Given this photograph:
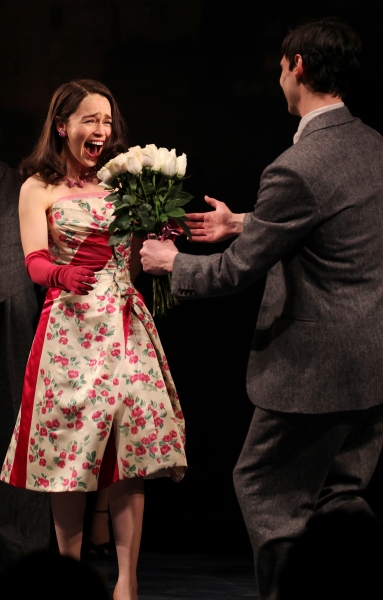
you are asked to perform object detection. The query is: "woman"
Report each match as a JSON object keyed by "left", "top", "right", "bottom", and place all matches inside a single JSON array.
[{"left": 1, "top": 79, "right": 187, "bottom": 600}]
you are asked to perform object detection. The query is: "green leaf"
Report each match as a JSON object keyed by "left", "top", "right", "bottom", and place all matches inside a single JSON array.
[
  {"left": 156, "top": 176, "right": 167, "bottom": 190},
  {"left": 141, "top": 203, "right": 153, "bottom": 214},
  {"left": 167, "top": 207, "right": 186, "bottom": 218},
  {"left": 112, "top": 199, "right": 125, "bottom": 209},
  {"left": 173, "top": 217, "right": 192, "bottom": 240},
  {"left": 164, "top": 199, "right": 176, "bottom": 213},
  {"left": 108, "top": 221, "right": 118, "bottom": 234},
  {"left": 139, "top": 214, "right": 156, "bottom": 231},
  {"left": 166, "top": 184, "right": 182, "bottom": 199},
  {"left": 108, "top": 233, "right": 130, "bottom": 246},
  {"left": 174, "top": 192, "right": 194, "bottom": 206},
  {"left": 114, "top": 214, "right": 133, "bottom": 229},
  {"left": 143, "top": 183, "right": 155, "bottom": 194},
  {"left": 105, "top": 192, "right": 120, "bottom": 203},
  {"left": 129, "top": 177, "right": 137, "bottom": 192},
  {"left": 112, "top": 206, "right": 131, "bottom": 217}
]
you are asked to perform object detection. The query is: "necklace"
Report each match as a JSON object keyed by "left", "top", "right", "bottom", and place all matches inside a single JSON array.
[{"left": 63, "top": 169, "right": 98, "bottom": 188}]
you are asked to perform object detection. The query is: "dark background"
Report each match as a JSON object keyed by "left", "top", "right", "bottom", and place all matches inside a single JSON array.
[{"left": 1, "top": 0, "right": 383, "bottom": 557}]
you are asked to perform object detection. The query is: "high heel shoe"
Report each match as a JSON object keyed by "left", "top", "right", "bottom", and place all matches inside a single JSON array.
[
  {"left": 88, "top": 540, "right": 111, "bottom": 557},
  {"left": 86, "top": 508, "right": 112, "bottom": 558}
]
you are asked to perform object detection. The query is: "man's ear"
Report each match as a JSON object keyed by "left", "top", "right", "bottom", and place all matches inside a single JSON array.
[{"left": 293, "top": 54, "right": 304, "bottom": 79}]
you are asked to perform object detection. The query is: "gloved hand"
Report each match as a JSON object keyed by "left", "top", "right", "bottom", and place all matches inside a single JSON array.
[{"left": 25, "top": 249, "right": 98, "bottom": 295}]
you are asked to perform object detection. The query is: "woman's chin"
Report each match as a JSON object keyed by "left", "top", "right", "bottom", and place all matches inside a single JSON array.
[{"left": 81, "top": 153, "right": 99, "bottom": 167}]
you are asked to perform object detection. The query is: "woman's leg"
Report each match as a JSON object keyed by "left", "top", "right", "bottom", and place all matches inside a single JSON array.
[
  {"left": 89, "top": 487, "right": 110, "bottom": 549},
  {"left": 50, "top": 491, "right": 87, "bottom": 560},
  {"left": 109, "top": 479, "right": 144, "bottom": 600}
]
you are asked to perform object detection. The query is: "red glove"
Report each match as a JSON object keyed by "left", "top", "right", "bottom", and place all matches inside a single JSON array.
[{"left": 25, "top": 249, "right": 97, "bottom": 295}]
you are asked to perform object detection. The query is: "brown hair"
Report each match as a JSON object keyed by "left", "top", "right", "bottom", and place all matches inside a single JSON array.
[
  {"left": 281, "top": 18, "right": 361, "bottom": 99},
  {"left": 20, "top": 79, "right": 128, "bottom": 184}
]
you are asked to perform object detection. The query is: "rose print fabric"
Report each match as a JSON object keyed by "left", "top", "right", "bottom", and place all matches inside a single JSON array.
[{"left": 1, "top": 192, "right": 187, "bottom": 492}]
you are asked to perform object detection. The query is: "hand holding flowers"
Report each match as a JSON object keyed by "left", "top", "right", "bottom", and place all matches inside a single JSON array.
[
  {"left": 98, "top": 144, "right": 193, "bottom": 317},
  {"left": 140, "top": 239, "right": 179, "bottom": 276}
]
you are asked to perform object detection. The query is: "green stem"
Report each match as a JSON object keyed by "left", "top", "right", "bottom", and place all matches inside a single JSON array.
[
  {"left": 152, "top": 274, "right": 178, "bottom": 318},
  {"left": 139, "top": 173, "right": 147, "bottom": 202}
]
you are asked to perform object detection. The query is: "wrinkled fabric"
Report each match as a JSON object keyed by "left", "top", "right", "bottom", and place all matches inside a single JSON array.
[{"left": 2, "top": 192, "right": 187, "bottom": 491}]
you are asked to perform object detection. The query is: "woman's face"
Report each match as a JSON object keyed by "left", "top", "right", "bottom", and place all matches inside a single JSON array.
[{"left": 59, "top": 93, "right": 112, "bottom": 170}]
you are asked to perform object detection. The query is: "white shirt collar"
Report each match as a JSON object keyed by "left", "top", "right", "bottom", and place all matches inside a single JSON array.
[{"left": 293, "top": 102, "right": 345, "bottom": 144}]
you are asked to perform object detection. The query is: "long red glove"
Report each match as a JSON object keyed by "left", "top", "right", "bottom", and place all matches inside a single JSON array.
[{"left": 25, "top": 249, "right": 97, "bottom": 295}]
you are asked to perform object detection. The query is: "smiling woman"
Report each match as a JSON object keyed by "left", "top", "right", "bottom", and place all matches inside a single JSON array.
[
  {"left": 20, "top": 80, "right": 127, "bottom": 187},
  {"left": 1, "top": 79, "right": 187, "bottom": 600},
  {"left": 58, "top": 94, "right": 113, "bottom": 171}
]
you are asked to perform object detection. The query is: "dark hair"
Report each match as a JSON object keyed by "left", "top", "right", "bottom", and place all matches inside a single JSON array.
[
  {"left": 20, "top": 79, "right": 128, "bottom": 184},
  {"left": 281, "top": 18, "right": 361, "bottom": 99}
]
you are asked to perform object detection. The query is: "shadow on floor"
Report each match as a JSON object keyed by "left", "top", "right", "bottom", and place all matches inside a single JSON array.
[{"left": 88, "top": 552, "right": 259, "bottom": 600}]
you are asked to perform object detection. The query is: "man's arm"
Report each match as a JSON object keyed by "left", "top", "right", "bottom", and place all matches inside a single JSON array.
[
  {"left": 141, "top": 163, "right": 321, "bottom": 298},
  {"left": 140, "top": 194, "right": 247, "bottom": 273},
  {"left": 185, "top": 196, "right": 246, "bottom": 242}
]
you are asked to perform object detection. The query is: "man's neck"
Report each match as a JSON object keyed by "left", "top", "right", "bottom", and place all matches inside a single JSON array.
[{"left": 297, "top": 93, "right": 343, "bottom": 118}]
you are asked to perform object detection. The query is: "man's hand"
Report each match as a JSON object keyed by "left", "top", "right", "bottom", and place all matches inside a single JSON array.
[
  {"left": 185, "top": 195, "right": 245, "bottom": 242},
  {"left": 140, "top": 239, "right": 178, "bottom": 275}
]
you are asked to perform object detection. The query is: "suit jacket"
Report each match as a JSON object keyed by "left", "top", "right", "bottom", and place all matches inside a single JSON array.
[
  {"left": 172, "top": 107, "right": 383, "bottom": 413},
  {"left": 0, "top": 161, "right": 31, "bottom": 303}
]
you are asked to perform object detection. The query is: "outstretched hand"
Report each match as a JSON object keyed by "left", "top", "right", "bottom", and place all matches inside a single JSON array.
[{"left": 185, "top": 196, "right": 245, "bottom": 243}]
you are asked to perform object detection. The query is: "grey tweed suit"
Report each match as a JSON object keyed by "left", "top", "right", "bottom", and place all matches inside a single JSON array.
[
  {"left": 171, "top": 108, "right": 383, "bottom": 598},
  {"left": 0, "top": 161, "right": 50, "bottom": 569}
]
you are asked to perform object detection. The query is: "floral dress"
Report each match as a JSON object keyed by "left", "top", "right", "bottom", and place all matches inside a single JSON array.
[{"left": 1, "top": 192, "right": 187, "bottom": 492}]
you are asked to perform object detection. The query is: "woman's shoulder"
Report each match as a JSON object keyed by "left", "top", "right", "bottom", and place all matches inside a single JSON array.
[
  {"left": 21, "top": 174, "right": 47, "bottom": 195},
  {"left": 20, "top": 175, "right": 56, "bottom": 211}
]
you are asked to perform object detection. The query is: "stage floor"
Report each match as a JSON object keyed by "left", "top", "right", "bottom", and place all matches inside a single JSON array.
[{"left": 89, "top": 552, "right": 259, "bottom": 599}]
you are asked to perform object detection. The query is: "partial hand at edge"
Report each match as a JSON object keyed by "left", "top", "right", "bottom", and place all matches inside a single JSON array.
[
  {"left": 140, "top": 239, "right": 178, "bottom": 275},
  {"left": 184, "top": 195, "right": 245, "bottom": 243}
]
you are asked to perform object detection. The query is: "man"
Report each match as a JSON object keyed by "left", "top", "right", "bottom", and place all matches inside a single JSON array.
[
  {"left": 0, "top": 160, "right": 50, "bottom": 569},
  {"left": 140, "top": 19, "right": 383, "bottom": 600}
]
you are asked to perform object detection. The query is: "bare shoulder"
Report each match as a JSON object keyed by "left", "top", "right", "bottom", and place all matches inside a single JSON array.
[
  {"left": 19, "top": 175, "right": 56, "bottom": 212},
  {"left": 20, "top": 175, "right": 46, "bottom": 194}
]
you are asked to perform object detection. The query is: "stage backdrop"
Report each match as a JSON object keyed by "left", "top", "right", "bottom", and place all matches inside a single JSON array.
[{"left": 1, "top": 0, "right": 382, "bottom": 556}]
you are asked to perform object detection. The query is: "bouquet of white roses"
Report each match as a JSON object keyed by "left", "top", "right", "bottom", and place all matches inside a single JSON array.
[{"left": 97, "top": 144, "right": 193, "bottom": 317}]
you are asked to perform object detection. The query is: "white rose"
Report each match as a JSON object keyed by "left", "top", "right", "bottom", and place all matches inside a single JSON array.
[
  {"left": 128, "top": 145, "right": 143, "bottom": 163},
  {"left": 160, "top": 148, "right": 177, "bottom": 178},
  {"left": 97, "top": 165, "right": 114, "bottom": 185},
  {"left": 176, "top": 153, "right": 187, "bottom": 177},
  {"left": 158, "top": 147, "right": 170, "bottom": 165},
  {"left": 144, "top": 144, "right": 161, "bottom": 171},
  {"left": 125, "top": 151, "right": 143, "bottom": 175},
  {"left": 140, "top": 145, "right": 156, "bottom": 168},
  {"left": 129, "top": 145, "right": 142, "bottom": 154},
  {"left": 108, "top": 153, "right": 129, "bottom": 174}
]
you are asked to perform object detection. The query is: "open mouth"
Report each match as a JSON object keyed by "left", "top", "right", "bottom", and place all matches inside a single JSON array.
[{"left": 85, "top": 141, "right": 104, "bottom": 158}]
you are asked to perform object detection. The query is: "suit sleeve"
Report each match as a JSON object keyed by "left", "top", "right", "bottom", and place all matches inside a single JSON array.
[{"left": 171, "top": 163, "right": 321, "bottom": 299}]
